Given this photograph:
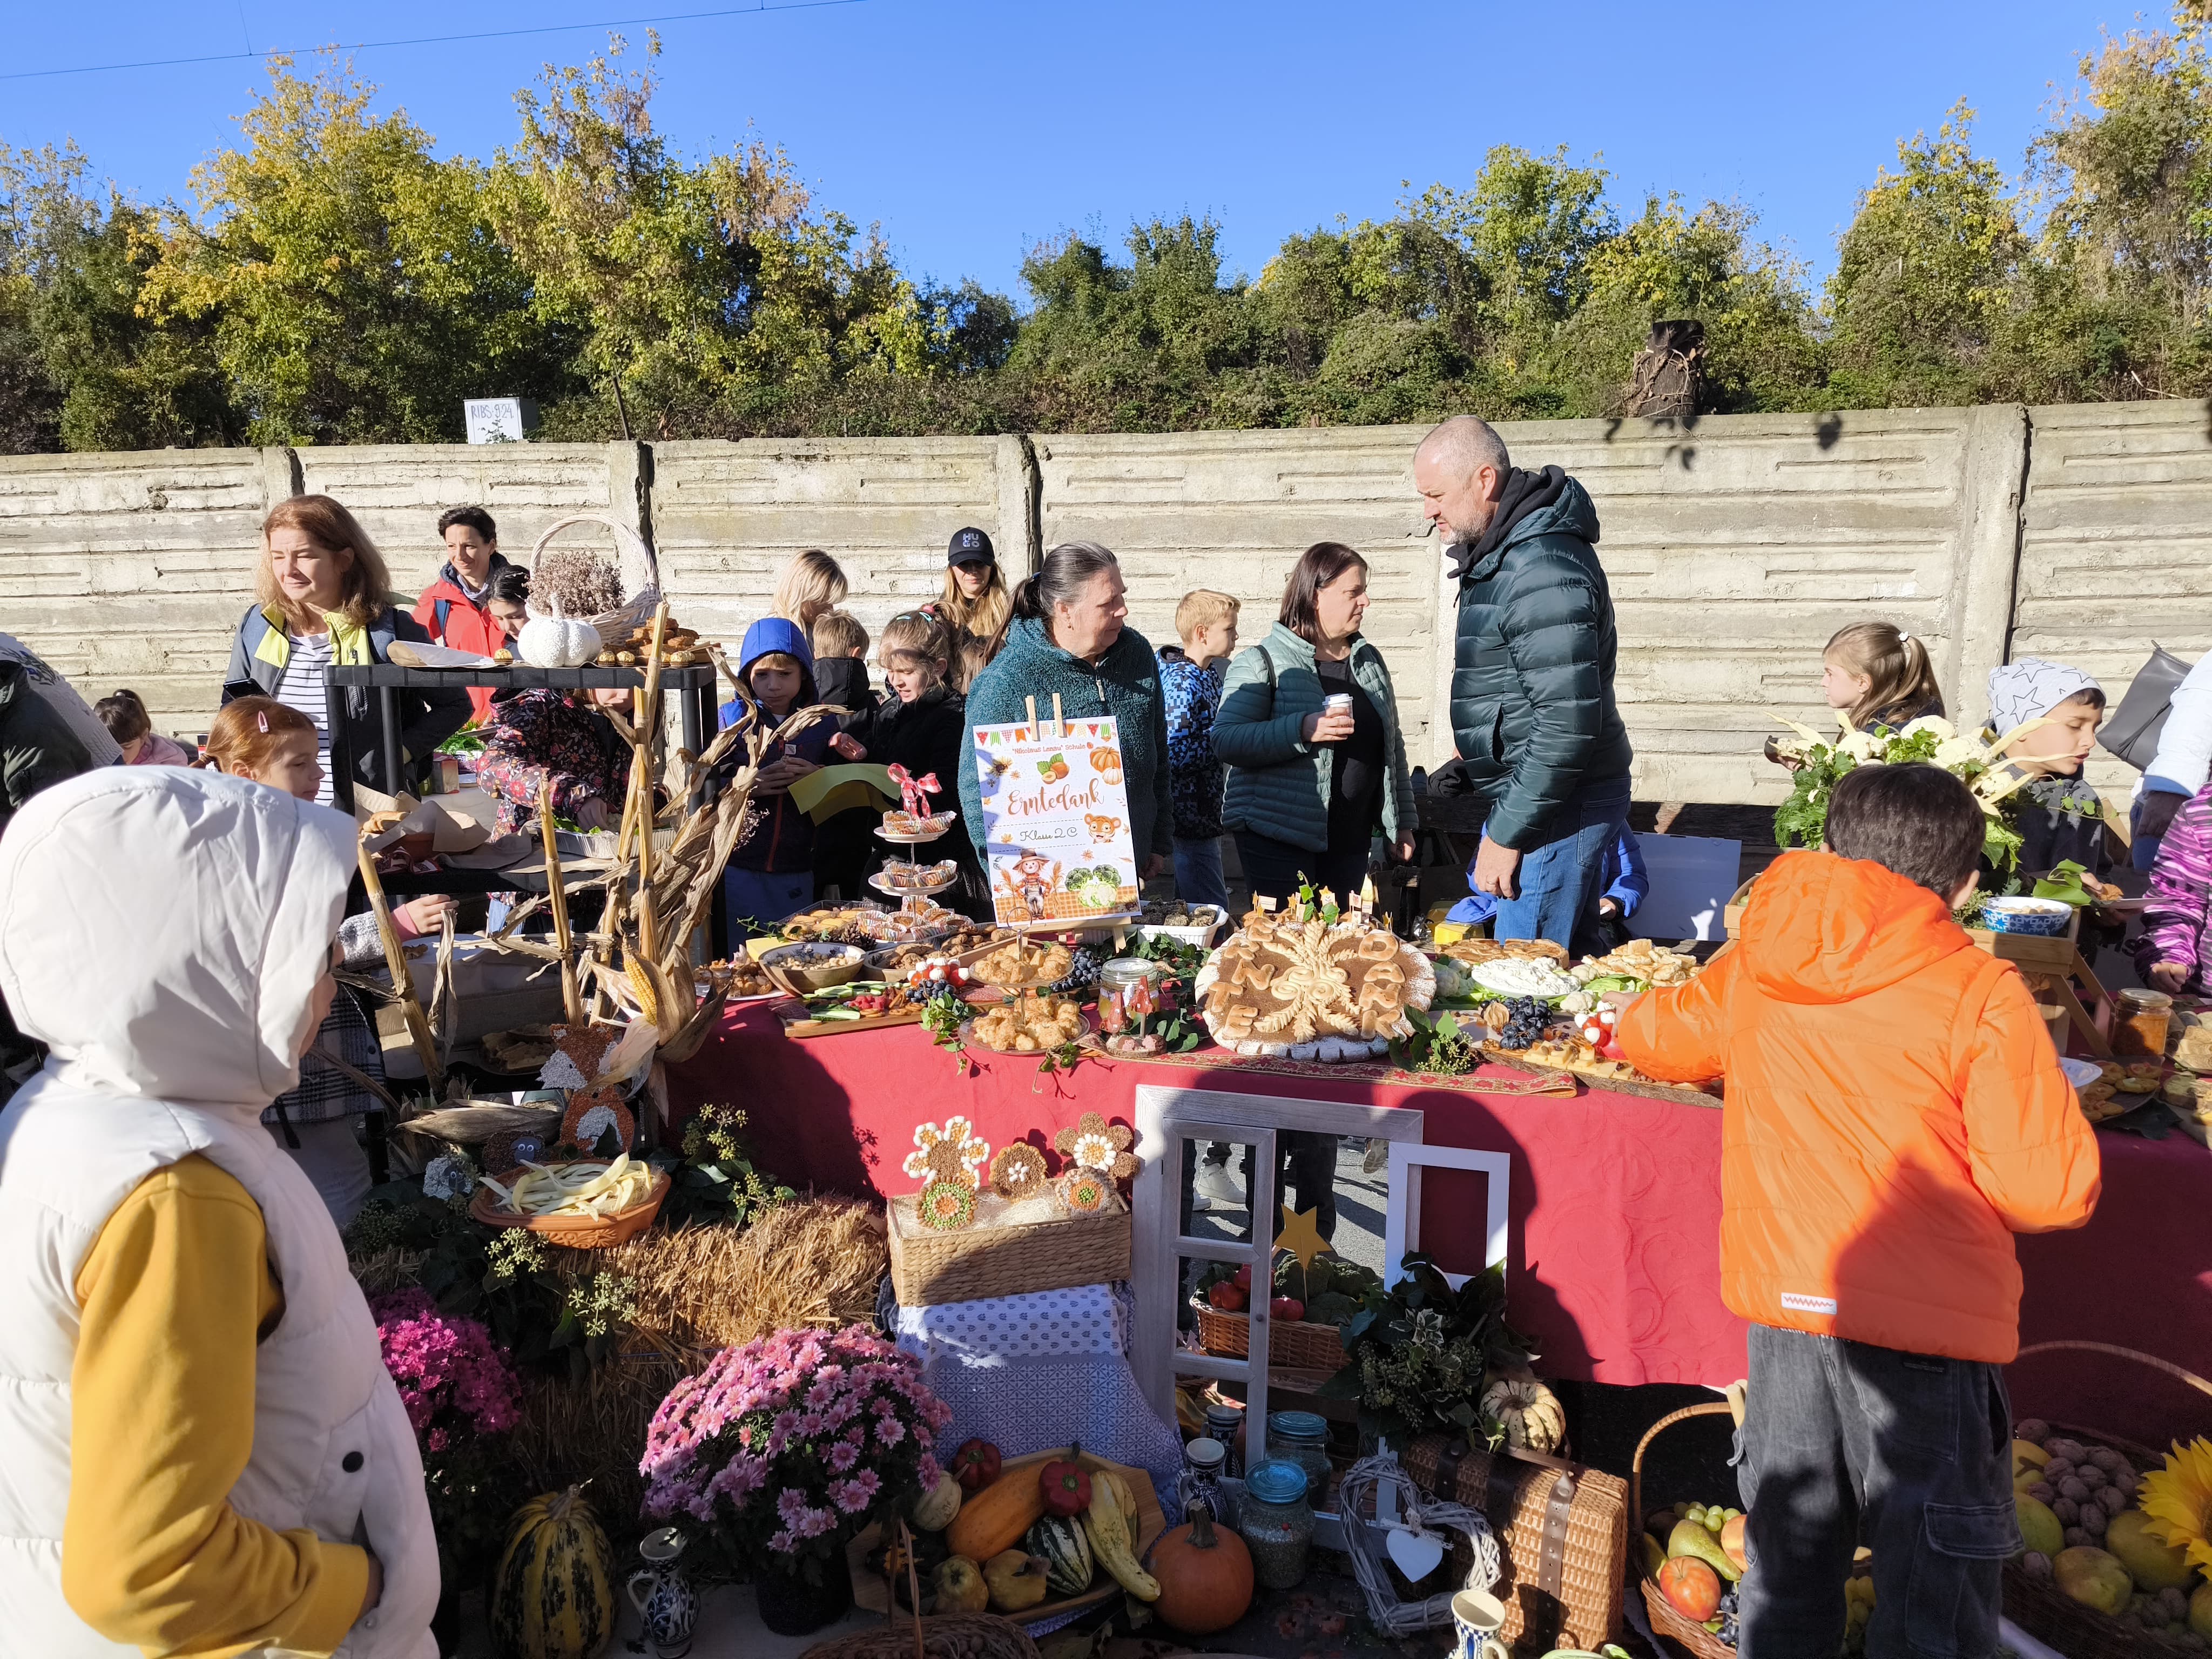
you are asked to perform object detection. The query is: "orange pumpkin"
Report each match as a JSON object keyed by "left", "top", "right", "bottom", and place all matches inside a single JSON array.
[
  {"left": 1147, "top": 1508, "right": 1252, "bottom": 1635},
  {"left": 1090, "top": 747, "right": 1122, "bottom": 781}
]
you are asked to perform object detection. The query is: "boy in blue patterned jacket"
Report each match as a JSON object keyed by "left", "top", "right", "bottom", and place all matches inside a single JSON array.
[{"left": 1156, "top": 590, "right": 1240, "bottom": 909}]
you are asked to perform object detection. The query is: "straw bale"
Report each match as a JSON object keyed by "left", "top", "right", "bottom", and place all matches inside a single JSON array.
[{"left": 504, "top": 1197, "right": 888, "bottom": 1528}]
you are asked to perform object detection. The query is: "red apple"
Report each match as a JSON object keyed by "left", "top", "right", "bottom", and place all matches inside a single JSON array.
[
  {"left": 1233, "top": 1263, "right": 1253, "bottom": 1291},
  {"left": 1207, "top": 1280, "right": 1249, "bottom": 1312},
  {"left": 1270, "top": 1296, "right": 1306, "bottom": 1323},
  {"left": 1658, "top": 1556, "right": 1721, "bottom": 1623}
]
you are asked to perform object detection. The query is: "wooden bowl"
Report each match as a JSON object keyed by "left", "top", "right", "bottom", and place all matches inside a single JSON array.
[
  {"left": 468, "top": 1162, "right": 671, "bottom": 1249},
  {"left": 759, "top": 940, "right": 867, "bottom": 995}
]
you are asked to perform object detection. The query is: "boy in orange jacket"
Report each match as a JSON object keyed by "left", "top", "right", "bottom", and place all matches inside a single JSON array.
[{"left": 1613, "top": 763, "right": 2100, "bottom": 1659}]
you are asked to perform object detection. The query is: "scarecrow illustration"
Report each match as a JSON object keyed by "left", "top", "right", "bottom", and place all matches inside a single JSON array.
[{"left": 996, "top": 845, "right": 1062, "bottom": 920}]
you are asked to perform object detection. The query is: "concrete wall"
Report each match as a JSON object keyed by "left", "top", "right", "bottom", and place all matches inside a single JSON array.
[
  {"left": 2012, "top": 402, "right": 2212, "bottom": 799},
  {"left": 2, "top": 403, "right": 2200, "bottom": 804}
]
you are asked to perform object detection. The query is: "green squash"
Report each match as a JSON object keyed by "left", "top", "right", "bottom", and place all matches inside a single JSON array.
[
  {"left": 490, "top": 1486, "right": 617, "bottom": 1659},
  {"left": 1026, "top": 1514, "right": 1094, "bottom": 1596}
]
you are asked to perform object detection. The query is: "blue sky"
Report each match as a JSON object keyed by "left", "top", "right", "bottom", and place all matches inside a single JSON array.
[{"left": 2, "top": 1, "right": 2144, "bottom": 302}]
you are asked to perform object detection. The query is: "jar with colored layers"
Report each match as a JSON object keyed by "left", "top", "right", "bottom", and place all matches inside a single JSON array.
[{"left": 1096, "top": 957, "right": 1162, "bottom": 1034}]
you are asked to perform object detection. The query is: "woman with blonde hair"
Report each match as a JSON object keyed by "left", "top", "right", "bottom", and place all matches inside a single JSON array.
[
  {"left": 772, "top": 549, "right": 850, "bottom": 632},
  {"left": 221, "top": 495, "right": 469, "bottom": 802},
  {"left": 928, "top": 525, "right": 1012, "bottom": 659}
]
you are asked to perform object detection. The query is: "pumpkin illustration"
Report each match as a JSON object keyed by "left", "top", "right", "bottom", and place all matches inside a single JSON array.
[{"left": 1090, "top": 747, "right": 1122, "bottom": 782}]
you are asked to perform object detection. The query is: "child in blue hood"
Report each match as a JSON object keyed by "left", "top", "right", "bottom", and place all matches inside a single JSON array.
[{"left": 720, "top": 617, "right": 837, "bottom": 931}]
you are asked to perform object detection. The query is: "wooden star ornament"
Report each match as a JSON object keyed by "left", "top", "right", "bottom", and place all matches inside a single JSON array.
[{"left": 1273, "top": 1204, "right": 1328, "bottom": 1274}]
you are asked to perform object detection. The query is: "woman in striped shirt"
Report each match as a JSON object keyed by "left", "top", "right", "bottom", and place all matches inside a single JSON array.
[{"left": 221, "top": 495, "right": 468, "bottom": 803}]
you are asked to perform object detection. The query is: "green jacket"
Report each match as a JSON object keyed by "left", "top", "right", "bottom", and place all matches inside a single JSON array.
[
  {"left": 0, "top": 661, "right": 93, "bottom": 834},
  {"left": 1214, "top": 622, "right": 1413, "bottom": 854},
  {"left": 1448, "top": 474, "right": 1633, "bottom": 850},
  {"left": 959, "top": 615, "right": 1175, "bottom": 862}
]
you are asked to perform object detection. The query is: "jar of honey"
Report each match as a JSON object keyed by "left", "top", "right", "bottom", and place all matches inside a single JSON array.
[{"left": 2114, "top": 988, "right": 2174, "bottom": 1060}]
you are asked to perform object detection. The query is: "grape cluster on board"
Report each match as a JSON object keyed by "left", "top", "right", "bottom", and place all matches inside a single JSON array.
[{"left": 1496, "top": 996, "right": 1549, "bottom": 1049}]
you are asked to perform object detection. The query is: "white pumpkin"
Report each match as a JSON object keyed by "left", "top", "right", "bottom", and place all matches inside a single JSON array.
[
  {"left": 516, "top": 600, "right": 602, "bottom": 668},
  {"left": 1482, "top": 1374, "right": 1567, "bottom": 1454}
]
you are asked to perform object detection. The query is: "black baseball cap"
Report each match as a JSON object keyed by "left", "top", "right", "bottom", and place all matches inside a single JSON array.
[{"left": 947, "top": 527, "right": 996, "bottom": 567}]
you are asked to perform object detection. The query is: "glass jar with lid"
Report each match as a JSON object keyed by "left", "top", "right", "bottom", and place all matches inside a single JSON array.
[
  {"left": 1096, "top": 957, "right": 1163, "bottom": 1034},
  {"left": 1266, "top": 1409, "right": 1332, "bottom": 1507},
  {"left": 2114, "top": 988, "right": 2174, "bottom": 1060},
  {"left": 1238, "top": 1459, "right": 1313, "bottom": 1589}
]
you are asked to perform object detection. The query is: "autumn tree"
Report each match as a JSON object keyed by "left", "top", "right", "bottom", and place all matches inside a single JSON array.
[{"left": 141, "top": 54, "right": 571, "bottom": 444}]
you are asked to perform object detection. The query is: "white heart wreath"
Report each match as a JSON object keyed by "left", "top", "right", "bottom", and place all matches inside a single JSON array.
[{"left": 1336, "top": 1454, "right": 1502, "bottom": 1635}]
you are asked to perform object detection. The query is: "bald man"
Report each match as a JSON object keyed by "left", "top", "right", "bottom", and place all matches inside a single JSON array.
[{"left": 1415, "top": 416, "right": 1634, "bottom": 951}]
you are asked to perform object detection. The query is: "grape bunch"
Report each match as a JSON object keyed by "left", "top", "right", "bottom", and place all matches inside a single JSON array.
[
  {"left": 1047, "top": 946, "right": 1102, "bottom": 995},
  {"left": 1494, "top": 997, "right": 1550, "bottom": 1050},
  {"left": 1713, "top": 1584, "right": 1740, "bottom": 1647}
]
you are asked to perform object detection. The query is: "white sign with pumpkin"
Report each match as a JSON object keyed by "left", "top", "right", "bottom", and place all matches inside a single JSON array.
[{"left": 972, "top": 712, "right": 1139, "bottom": 925}]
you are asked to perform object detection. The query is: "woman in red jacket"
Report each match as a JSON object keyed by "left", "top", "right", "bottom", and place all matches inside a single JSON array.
[{"left": 410, "top": 505, "right": 514, "bottom": 721}]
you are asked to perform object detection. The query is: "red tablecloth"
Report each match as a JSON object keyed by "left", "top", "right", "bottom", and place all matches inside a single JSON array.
[{"left": 665, "top": 1006, "right": 2212, "bottom": 1442}]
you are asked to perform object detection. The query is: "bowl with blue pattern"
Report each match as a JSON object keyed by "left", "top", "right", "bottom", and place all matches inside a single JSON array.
[{"left": 1980, "top": 896, "right": 2074, "bottom": 936}]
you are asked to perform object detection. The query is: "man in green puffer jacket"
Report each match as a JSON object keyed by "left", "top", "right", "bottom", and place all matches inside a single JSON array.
[{"left": 1417, "top": 415, "right": 1634, "bottom": 950}]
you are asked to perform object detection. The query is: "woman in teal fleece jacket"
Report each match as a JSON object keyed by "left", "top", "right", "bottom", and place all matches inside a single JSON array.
[
  {"left": 958, "top": 543, "right": 1174, "bottom": 887},
  {"left": 1214, "top": 542, "right": 1413, "bottom": 903}
]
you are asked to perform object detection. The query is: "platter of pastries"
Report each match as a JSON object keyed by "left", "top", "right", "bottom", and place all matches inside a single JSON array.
[
  {"left": 1193, "top": 899, "right": 1435, "bottom": 1061},
  {"left": 965, "top": 991, "right": 1088, "bottom": 1053},
  {"left": 1440, "top": 936, "right": 1569, "bottom": 967},
  {"left": 971, "top": 938, "right": 1074, "bottom": 988}
]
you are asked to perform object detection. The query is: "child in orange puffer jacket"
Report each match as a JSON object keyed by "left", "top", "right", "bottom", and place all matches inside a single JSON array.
[{"left": 1613, "top": 762, "right": 2100, "bottom": 1659}]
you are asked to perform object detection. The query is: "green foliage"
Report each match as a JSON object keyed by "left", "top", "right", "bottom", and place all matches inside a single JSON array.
[
  {"left": 1318, "top": 1254, "right": 1535, "bottom": 1453},
  {"left": 664, "top": 1101, "right": 794, "bottom": 1228},
  {"left": 23, "top": 14, "right": 2212, "bottom": 447}
]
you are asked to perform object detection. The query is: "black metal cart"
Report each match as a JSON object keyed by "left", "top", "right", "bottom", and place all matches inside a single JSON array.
[{"left": 323, "top": 662, "right": 723, "bottom": 813}]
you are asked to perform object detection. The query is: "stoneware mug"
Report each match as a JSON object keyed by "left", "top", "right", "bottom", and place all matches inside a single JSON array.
[
  {"left": 626, "top": 1527, "right": 697, "bottom": 1658},
  {"left": 1451, "top": 1587, "right": 1510, "bottom": 1659}
]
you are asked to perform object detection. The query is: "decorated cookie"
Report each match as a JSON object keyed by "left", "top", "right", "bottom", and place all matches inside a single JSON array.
[
  {"left": 1053, "top": 1110, "right": 1140, "bottom": 1182},
  {"left": 989, "top": 1143, "right": 1050, "bottom": 1200},
  {"left": 1056, "top": 1166, "right": 1112, "bottom": 1213},
  {"left": 902, "top": 1116, "right": 991, "bottom": 1189},
  {"left": 918, "top": 1178, "right": 977, "bottom": 1230}
]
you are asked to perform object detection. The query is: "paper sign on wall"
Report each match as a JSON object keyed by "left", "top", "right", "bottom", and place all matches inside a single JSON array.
[{"left": 973, "top": 717, "right": 1139, "bottom": 925}]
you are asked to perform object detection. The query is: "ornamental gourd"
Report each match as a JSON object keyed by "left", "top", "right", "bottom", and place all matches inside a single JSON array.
[
  {"left": 1146, "top": 1508, "right": 1253, "bottom": 1635},
  {"left": 910, "top": 1468, "right": 963, "bottom": 1533},
  {"left": 517, "top": 599, "right": 603, "bottom": 669},
  {"left": 1482, "top": 1375, "right": 1567, "bottom": 1454},
  {"left": 946, "top": 1460, "right": 1049, "bottom": 1563},
  {"left": 1025, "top": 1515, "right": 1095, "bottom": 1595},
  {"left": 490, "top": 1486, "right": 616, "bottom": 1659}
]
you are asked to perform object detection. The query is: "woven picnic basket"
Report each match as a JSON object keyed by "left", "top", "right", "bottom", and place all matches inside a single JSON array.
[
  {"left": 2000, "top": 1341, "right": 2212, "bottom": 1659},
  {"left": 467, "top": 1161, "right": 670, "bottom": 1249},
  {"left": 1193, "top": 1301, "right": 1348, "bottom": 1371},
  {"left": 1629, "top": 1401, "right": 1738, "bottom": 1659},
  {"left": 804, "top": 1521, "right": 1042, "bottom": 1659},
  {"left": 1406, "top": 1431, "right": 1627, "bottom": 1654},
  {"left": 527, "top": 513, "right": 662, "bottom": 640},
  {"left": 886, "top": 1197, "right": 1130, "bottom": 1306}
]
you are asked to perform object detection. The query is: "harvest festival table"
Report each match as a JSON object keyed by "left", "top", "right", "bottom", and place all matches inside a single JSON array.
[{"left": 664, "top": 1002, "right": 2212, "bottom": 1448}]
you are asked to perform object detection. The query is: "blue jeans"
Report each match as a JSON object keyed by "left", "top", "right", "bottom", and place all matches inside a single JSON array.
[
  {"left": 723, "top": 867, "right": 814, "bottom": 938},
  {"left": 1738, "top": 1325, "right": 2015, "bottom": 1659},
  {"left": 1489, "top": 777, "right": 1631, "bottom": 952},
  {"left": 1172, "top": 835, "right": 1231, "bottom": 910}
]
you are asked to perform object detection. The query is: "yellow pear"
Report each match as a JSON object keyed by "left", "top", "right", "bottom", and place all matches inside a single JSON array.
[
  {"left": 2052, "top": 1547, "right": 2132, "bottom": 1617},
  {"left": 2191, "top": 1581, "right": 2212, "bottom": 1642},
  {"left": 2015, "top": 1494, "right": 2063, "bottom": 1560},
  {"left": 1667, "top": 1518, "right": 1741, "bottom": 1583},
  {"left": 2105, "top": 1509, "right": 2195, "bottom": 1593}
]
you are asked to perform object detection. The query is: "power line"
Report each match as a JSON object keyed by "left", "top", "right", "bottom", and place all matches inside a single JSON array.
[{"left": 1, "top": 0, "right": 870, "bottom": 83}]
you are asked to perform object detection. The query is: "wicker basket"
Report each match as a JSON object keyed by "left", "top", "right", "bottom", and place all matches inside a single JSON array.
[
  {"left": 1192, "top": 1300, "right": 1348, "bottom": 1371},
  {"left": 527, "top": 513, "right": 662, "bottom": 640},
  {"left": 800, "top": 1612, "right": 1040, "bottom": 1659},
  {"left": 467, "top": 1163, "right": 670, "bottom": 1249},
  {"left": 1406, "top": 1432, "right": 1627, "bottom": 1655},
  {"left": 2001, "top": 1341, "right": 2212, "bottom": 1659},
  {"left": 1629, "top": 1401, "right": 1739, "bottom": 1659},
  {"left": 886, "top": 1197, "right": 1130, "bottom": 1306}
]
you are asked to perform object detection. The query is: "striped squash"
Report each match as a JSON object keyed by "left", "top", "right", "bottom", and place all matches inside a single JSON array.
[
  {"left": 1025, "top": 1515, "right": 1094, "bottom": 1595},
  {"left": 490, "top": 1486, "right": 617, "bottom": 1659}
]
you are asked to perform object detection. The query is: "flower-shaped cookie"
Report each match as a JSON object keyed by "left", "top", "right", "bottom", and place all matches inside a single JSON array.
[
  {"left": 918, "top": 1178, "right": 976, "bottom": 1230},
  {"left": 1057, "top": 1166, "right": 1111, "bottom": 1213},
  {"left": 902, "top": 1116, "right": 990, "bottom": 1189},
  {"left": 1053, "top": 1111, "right": 1139, "bottom": 1182},
  {"left": 989, "top": 1143, "right": 1050, "bottom": 1200}
]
